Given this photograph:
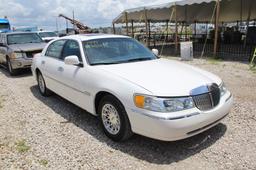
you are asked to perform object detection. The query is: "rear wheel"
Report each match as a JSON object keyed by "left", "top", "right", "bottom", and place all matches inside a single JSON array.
[
  {"left": 98, "top": 95, "right": 133, "bottom": 141},
  {"left": 6, "top": 58, "right": 17, "bottom": 76},
  {"left": 37, "top": 71, "right": 52, "bottom": 96}
]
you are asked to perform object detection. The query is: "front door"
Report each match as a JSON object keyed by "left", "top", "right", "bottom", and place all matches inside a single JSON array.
[{"left": 57, "top": 40, "right": 91, "bottom": 110}]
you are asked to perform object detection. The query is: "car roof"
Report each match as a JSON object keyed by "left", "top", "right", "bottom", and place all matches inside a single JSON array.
[
  {"left": 37, "top": 31, "right": 56, "bottom": 33},
  {"left": 4, "top": 31, "right": 38, "bottom": 35},
  {"left": 58, "top": 34, "right": 130, "bottom": 41}
]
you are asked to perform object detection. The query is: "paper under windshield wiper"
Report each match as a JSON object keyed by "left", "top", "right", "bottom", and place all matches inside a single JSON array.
[
  {"left": 91, "top": 58, "right": 153, "bottom": 65},
  {"left": 121, "top": 58, "right": 153, "bottom": 63},
  {"left": 91, "top": 62, "right": 122, "bottom": 65}
]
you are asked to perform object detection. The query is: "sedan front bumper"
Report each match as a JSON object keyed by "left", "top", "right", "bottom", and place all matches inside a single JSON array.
[
  {"left": 127, "top": 91, "right": 233, "bottom": 141},
  {"left": 10, "top": 58, "right": 32, "bottom": 69}
]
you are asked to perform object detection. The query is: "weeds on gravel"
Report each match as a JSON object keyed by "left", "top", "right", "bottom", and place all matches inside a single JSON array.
[
  {"left": 249, "top": 66, "right": 256, "bottom": 74},
  {"left": 207, "top": 58, "right": 222, "bottom": 65},
  {"left": 39, "top": 159, "right": 48, "bottom": 167},
  {"left": 15, "top": 140, "right": 30, "bottom": 153},
  {"left": 0, "top": 95, "right": 7, "bottom": 108}
]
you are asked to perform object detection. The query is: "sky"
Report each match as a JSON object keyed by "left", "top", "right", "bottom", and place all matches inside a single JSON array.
[{"left": 0, "top": 0, "right": 176, "bottom": 31}]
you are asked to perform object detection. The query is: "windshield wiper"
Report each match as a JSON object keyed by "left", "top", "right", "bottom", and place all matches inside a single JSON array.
[
  {"left": 91, "top": 62, "right": 122, "bottom": 65},
  {"left": 120, "top": 58, "right": 153, "bottom": 63},
  {"left": 90, "top": 58, "right": 153, "bottom": 66}
]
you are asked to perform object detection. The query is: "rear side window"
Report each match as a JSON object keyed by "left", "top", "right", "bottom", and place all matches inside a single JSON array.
[
  {"left": 45, "top": 40, "right": 66, "bottom": 59},
  {"left": 61, "top": 40, "right": 82, "bottom": 61}
]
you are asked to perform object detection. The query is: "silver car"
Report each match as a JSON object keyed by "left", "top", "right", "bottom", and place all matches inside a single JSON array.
[{"left": 0, "top": 32, "right": 46, "bottom": 75}]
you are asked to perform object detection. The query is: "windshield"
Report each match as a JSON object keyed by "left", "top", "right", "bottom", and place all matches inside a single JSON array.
[
  {"left": 7, "top": 33, "right": 43, "bottom": 45},
  {"left": 0, "top": 23, "right": 10, "bottom": 29},
  {"left": 39, "top": 32, "right": 57, "bottom": 38},
  {"left": 83, "top": 38, "right": 157, "bottom": 65}
]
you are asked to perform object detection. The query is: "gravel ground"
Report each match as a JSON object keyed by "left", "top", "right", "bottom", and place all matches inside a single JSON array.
[{"left": 0, "top": 58, "right": 255, "bottom": 170}]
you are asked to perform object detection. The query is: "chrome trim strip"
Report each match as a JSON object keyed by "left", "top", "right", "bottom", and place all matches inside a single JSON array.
[
  {"left": 44, "top": 74, "right": 91, "bottom": 96},
  {"left": 131, "top": 109, "right": 200, "bottom": 120},
  {"left": 187, "top": 113, "right": 228, "bottom": 135},
  {"left": 225, "top": 93, "right": 232, "bottom": 102}
]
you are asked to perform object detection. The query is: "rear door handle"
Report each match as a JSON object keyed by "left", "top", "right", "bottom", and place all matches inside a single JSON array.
[{"left": 57, "top": 67, "right": 64, "bottom": 72}]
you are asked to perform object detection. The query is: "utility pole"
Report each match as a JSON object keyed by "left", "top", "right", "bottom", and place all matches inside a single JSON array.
[
  {"left": 66, "top": 19, "right": 68, "bottom": 34},
  {"left": 56, "top": 17, "right": 59, "bottom": 34},
  {"left": 73, "top": 10, "right": 75, "bottom": 31}
]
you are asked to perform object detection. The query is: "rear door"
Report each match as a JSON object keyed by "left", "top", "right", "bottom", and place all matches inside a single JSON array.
[{"left": 40, "top": 39, "right": 66, "bottom": 92}]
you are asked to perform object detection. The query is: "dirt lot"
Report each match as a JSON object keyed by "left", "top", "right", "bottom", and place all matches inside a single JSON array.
[{"left": 0, "top": 58, "right": 255, "bottom": 170}]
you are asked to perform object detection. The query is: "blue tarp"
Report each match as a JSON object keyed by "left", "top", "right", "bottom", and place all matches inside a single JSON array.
[{"left": 0, "top": 18, "right": 9, "bottom": 23}]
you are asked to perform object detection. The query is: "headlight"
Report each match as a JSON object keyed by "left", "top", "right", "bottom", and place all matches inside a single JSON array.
[
  {"left": 11, "top": 52, "right": 24, "bottom": 59},
  {"left": 220, "top": 83, "right": 227, "bottom": 96},
  {"left": 134, "top": 94, "right": 194, "bottom": 112}
]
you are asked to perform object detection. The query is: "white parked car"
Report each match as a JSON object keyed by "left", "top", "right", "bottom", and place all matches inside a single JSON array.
[
  {"left": 37, "top": 31, "right": 59, "bottom": 42},
  {"left": 31, "top": 34, "right": 233, "bottom": 142}
]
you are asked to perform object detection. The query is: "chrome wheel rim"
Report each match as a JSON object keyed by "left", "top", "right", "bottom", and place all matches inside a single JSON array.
[
  {"left": 101, "top": 104, "right": 121, "bottom": 135},
  {"left": 38, "top": 74, "right": 45, "bottom": 93}
]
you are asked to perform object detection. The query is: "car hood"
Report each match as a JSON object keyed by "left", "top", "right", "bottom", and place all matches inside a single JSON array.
[
  {"left": 97, "top": 58, "right": 222, "bottom": 96},
  {"left": 9, "top": 43, "right": 46, "bottom": 52}
]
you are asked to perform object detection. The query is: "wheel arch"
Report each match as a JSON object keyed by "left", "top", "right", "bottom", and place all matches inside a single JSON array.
[
  {"left": 94, "top": 91, "right": 123, "bottom": 115},
  {"left": 35, "top": 68, "right": 41, "bottom": 76}
]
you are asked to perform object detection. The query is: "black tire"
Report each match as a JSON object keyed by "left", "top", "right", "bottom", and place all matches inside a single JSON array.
[
  {"left": 37, "top": 71, "right": 52, "bottom": 96},
  {"left": 6, "top": 57, "right": 17, "bottom": 76},
  {"left": 98, "top": 95, "right": 133, "bottom": 142}
]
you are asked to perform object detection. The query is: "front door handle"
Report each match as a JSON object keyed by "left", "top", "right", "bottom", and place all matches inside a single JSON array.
[{"left": 57, "top": 67, "right": 64, "bottom": 72}]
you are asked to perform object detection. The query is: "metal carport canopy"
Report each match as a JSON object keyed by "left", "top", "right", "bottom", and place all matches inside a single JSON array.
[{"left": 113, "top": 0, "right": 256, "bottom": 24}]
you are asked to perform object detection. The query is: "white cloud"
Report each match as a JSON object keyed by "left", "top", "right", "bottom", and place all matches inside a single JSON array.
[{"left": 0, "top": 0, "right": 175, "bottom": 30}]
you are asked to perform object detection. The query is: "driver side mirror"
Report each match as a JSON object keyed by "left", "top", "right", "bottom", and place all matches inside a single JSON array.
[
  {"left": 0, "top": 42, "right": 5, "bottom": 47},
  {"left": 64, "top": 55, "right": 80, "bottom": 66},
  {"left": 152, "top": 49, "right": 159, "bottom": 56}
]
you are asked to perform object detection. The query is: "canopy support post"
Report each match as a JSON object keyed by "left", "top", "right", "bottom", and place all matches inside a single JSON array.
[
  {"left": 180, "top": 22, "right": 184, "bottom": 37},
  {"left": 206, "top": 22, "right": 208, "bottom": 35},
  {"left": 112, "top": 23, "right": 116, "bottom": 34},
  {"left": 244, "top": 0, "right": 253, "bottom": 46},
  {"left": 185, "top": 22, "right": 187, "bottom": 40},
  {"left": 148, "top": 20, "right": 151, "bottom": 46},
  {"left": 144, "top": 8, "right": 149, "bottom": 47},
  {"left": 185, "top": 5, "right": 188, "bottom": 40},
  {"left": 213, "top": 0, "right": 220, "bottom": 57},
  {"left": 131, "top": 20, "right": 134, "bottom": 38},
  {"left": 194, "top": 21, "right": 197, "bottom": 36},
  {"left": 166, "top": 20, "right": 169, "bottom": 40},
  {"left": 240, "top": 0, "right": 243, "bottom": 26},
  {"left": 175, "top": 4, "right": 178, "bottom": 53},
  {"left": 125, "top": 12, "right": 129, "bottom": 36}
]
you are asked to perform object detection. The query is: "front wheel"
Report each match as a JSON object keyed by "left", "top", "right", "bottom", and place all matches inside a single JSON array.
[
  {"left": 98, "top": 95, "right": 133, "bottom": 141},
  {"left": 7, "top": 58, "right": 17, "bottom": 76},
  {"left": 37, "top": 71, "right": 52, "bottom": 96}
]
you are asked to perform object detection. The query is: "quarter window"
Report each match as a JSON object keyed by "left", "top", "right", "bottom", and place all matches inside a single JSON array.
[
  {"left": 45, "top": 40, "right": 66, "bottom": 59},
  {"left": 61, "top": 40, "right": 82, "bottom": 61}
]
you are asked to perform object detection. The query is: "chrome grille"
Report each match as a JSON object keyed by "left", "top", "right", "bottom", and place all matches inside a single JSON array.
[
  {"left": 193, "top": 93, "right": 213, "bottom": 111},
  {"left": 192, "top": 84, "right": 220, "bottom": 111},
  {"left": 26, "top": 50, "right": 42, "bottom": 58}
]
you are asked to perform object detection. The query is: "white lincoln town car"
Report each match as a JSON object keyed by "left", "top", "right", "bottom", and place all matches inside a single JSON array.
[{"left": 31, "top": 34, "right": 233, "bottom": 142}]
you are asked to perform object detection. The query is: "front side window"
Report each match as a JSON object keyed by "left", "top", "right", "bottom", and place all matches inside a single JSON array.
[
  {"left": 7, "top": 33, "right": 43, "bottom": 45},
  {"left": 61, "top": 40, "right": 82, "bottom": 61},
  {"left": 83, "top": 38, "right": 157, "bottom": 65},
  {"left": 45, "top": 40, "right": 66, "bottom": 59}
]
